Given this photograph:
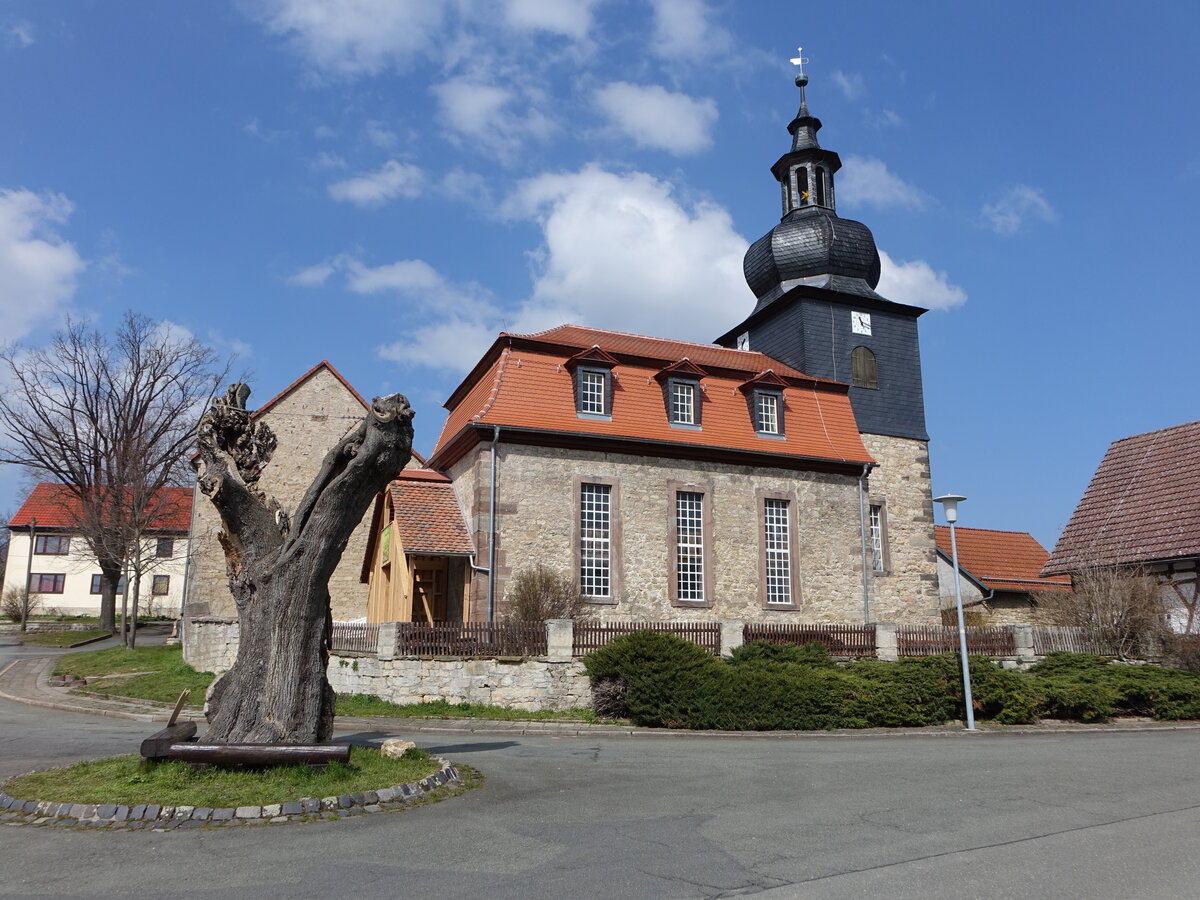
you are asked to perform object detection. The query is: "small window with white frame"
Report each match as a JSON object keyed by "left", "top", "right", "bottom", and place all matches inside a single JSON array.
[
  {"left": 754, "top": 391, "right": 782, "bottom": 435},
  {"left": 668, "top": 379, "right": 700, "bottom": 427},
  {"left": 869, "top": 503, "right": 889, "bottom": 573},
  {"left": 577, "top": 368, "right": 609, "bottom": 417}
]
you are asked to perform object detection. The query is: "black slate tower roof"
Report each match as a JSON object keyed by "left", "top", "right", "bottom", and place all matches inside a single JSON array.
[
  {"left": 743, "top": 97, "right": 884, "bottom": 310},
  {"left": 716, "top": 66, "right": 929, "bottom": 442}
]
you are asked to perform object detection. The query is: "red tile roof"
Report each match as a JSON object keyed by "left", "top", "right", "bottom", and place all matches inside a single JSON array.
[
  {"left": 389, "top": 475, "right": 473, "bottom": 556},
  {"left": 9, "top": 483, "right": 193, "bottom": 533},
  {"left": 1043, "top": 420, "right": 1200, "bottom": 575},
  {"left": 429, "top": 325, "right": 872, "bottom": 471},
  {"left": 935, "top": 526, "right": 1071, "bottom": 594}
]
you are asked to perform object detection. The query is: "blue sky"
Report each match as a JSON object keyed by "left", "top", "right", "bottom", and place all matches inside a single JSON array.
[{"left": 1, "top": 0, "right": 1197, "bottom": 550}]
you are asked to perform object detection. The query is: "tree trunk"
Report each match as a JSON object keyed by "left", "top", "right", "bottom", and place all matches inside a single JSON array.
[
  {"left": 98, "top": 562, "right": 122, "bottom": 633},
  {"left": 195, "top": 385, "right": 413, "bottom": 743}
]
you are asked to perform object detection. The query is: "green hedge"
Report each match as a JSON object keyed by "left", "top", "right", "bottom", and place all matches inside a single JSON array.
[{"left": 583, "top": 637, "right": 1200, "bottom": 730}]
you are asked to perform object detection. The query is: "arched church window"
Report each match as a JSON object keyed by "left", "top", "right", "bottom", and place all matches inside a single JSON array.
[{"left": 851, "top": 346, "right": 877, "bottom": 389}]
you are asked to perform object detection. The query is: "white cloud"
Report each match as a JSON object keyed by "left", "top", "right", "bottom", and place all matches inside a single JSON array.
[
  {"left": 876, "top": 250, "right": 966, "bottom": 310},
  {"left": 594, "top": 82, "right": 717, "bottom": 155},
  {"left": 378, "top": 316, "right": 500, "bottom": 372},
  {"left": 5, "top": 19, "right": 34, "bottom": 47},
  {"left": 343, "top": 258, "right": 443, "bottom": 295},
  {"left": 864, "top": 108, "right": 903, "bottom": 129},
  {"left": 311, "top": 151, "right": 346, "bottom": 171},
  {"left": 648, "top": 0, "right": 730, "bottom": 62},
  {"left": 831, "top": 70, "right": 864, "bottom": 100},
  {"left": 364, "top": 120, "right": 398, "bottom": 149},
  {"left": 505, "top": 166, "right": 750, "bottom": 341},
  {"left": 247, "top": 0, "right": 445, "bottom": 76},
  {"left": 504, "top": 0, "right": 597, "bottom": 39},
  {"left": 432, "top": 77, "right": 554, "bottom": 156},
  {"left": 981, "top": 185, "right": 1056, "bottom": 234},
  {"left": 0, "top": 189, "right": 85, "bottom": 339},
  {"left": 327, "top": 160, "right": 423, "bottom": 207},
  {"left": 287, "top": 259, "right": 338, "bottom": 286},
  {"left": 838, "top": 156, "right": 928, "bottom": 211}
]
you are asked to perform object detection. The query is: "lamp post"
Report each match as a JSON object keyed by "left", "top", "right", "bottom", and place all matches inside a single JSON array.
[{"left": 934, "top": 494, "right": 975, "bottom": 731}]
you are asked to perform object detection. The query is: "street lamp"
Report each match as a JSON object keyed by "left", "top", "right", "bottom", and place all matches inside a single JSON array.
[{"left": 934, "top": 493, "right": 975, "bottom": 731}]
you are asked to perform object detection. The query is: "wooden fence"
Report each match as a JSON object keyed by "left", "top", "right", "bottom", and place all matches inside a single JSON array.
[
  {"left": 572, "top": 620, "right": 722, "bottom": 656},
  {"left": 1031, "top": 626, "right": 1119, "bottom": 656},
  {"left": 329, "top": 622, "right": 380, "bottom": 654},
  {"left": 897, "top": 625, "right": 1016, "bottom": 657},
  {"left": 394, "top": 621, "right": 547, "bottom": 657},
  {"left": 742, "top": 622, "right": 877, "bottom": 659}
]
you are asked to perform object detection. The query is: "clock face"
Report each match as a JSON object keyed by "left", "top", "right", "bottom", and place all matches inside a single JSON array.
[{"left": 851, "top": 311, "right": 872, "bottom": 336}]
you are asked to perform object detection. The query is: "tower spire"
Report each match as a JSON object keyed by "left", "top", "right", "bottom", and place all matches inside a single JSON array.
[{"left": 789, "top": 46, "right": 810, "bottom": 114}]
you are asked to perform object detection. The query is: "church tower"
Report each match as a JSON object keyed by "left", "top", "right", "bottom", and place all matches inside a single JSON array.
[{"left": 715, "top": 56, "right": 939, "bottom": 621}]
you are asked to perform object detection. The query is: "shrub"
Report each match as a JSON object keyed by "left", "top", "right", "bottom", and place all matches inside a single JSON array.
[
  {"left": 727, "top": 640, "right": 836, "bottom": 669},
  {"left": 1028, "top": 652, "right": 1112, "bottom": 677},
  {"left": 1037, "top": 680, "right": 1116, "bottom": 722},
  {"left": 583, "top": 631, "right": 718, "bottom": 725},
  {"left": 1, "top": 585, "right": 37, "bottom": 623},
  {"left": 1170, "top": 635, "right": 1200, "bottom": 673},
  {"left": 502, "top": 565, "right": 588, "bottom": 623},
  {"left": 1037, "top": 566, "right": 1169, "bottom": 658}
]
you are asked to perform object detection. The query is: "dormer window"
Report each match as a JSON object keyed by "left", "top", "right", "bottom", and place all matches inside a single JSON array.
[
  {"left": 566, "top": 345, "right": 619, "bottom": 420},
  {"left": 670, "top": 380, "right": 697, "bottom": 425},
  {"left": 573, "top": 367, "right": 609, "bottom": 417},
  {"left": 579, "top": 369, "right": 607, "bottom": 415},
  {"left": 754, "top": 391, "right": 781, "bottom": 435},
  {"left": 739, "top": 371, "right": 788, "bottom": 438}
]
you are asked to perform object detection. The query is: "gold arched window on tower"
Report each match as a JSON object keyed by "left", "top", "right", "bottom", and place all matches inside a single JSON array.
[{"left": 851, "top": 346, "right": 877, "bottom": 389}]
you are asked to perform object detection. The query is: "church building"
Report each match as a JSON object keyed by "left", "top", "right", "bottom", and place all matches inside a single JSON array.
[{"left": 362, "top": 69, "right": 942, "bottom": 626}]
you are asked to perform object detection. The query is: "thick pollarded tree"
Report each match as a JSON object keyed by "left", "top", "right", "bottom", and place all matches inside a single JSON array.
[
  {"left": 196, "top": 382, "right": 413, "bottom": 743},
  {"left": 0, "top": 313, "right": 226, "bottom": 635}
]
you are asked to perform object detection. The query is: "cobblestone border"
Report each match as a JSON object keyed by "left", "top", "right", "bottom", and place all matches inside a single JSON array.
[{"left": 0, "top": 758, "right": 460, "bottom": 830}]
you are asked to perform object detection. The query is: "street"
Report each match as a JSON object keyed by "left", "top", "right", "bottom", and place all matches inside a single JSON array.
[{"left": 3, "top": 635, "right": 1199, "bottom": 899}]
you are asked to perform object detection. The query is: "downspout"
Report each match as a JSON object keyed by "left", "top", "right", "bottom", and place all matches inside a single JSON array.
[
  {"left": 857, "top": 464, "right": 872, "bottom": 624},
  {"left": 486, "top": 425, "right": 500, "bottom": 623}
]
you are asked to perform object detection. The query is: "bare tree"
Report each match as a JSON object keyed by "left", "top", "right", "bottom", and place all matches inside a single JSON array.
[
  {"left": 195, "top": 383, "right": 413, "bottom": 743},
  {"left": 0, "top": 313, "right": 226, "bottom": 633},
  {"left": 502, "top": 564, "right": 589, "bottom": 623},
  {"left": 1040, "top": 565, "right": 1170, "bottom": 658}
]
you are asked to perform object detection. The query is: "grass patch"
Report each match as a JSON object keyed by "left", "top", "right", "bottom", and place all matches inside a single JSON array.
[
  {"left": 55, "top": 644, "right": 214, "bottom": 705},
  {"left": 16, "top": 629, "right": 110, "bottom": 647},
  {"left": 3, "top": 746, "right": 444, "bottom": 808},
  {"left": 335, "top": 694, "right": 599, "bottom": 723}
]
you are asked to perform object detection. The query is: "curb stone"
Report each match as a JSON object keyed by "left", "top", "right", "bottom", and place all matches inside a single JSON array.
[{"left": 0, "top": 758, "right": 461, "bottom": 830}]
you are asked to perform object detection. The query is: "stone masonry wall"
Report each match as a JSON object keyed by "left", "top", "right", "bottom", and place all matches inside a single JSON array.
[
  {"left": 460, "top": 442, "right": 872, "bottom": 623},
  {"left": 328, "top": 656, "right": 591, "bottom": 712},
  {"left": 862, "top": 433, "right": 941, "bottom": 623},
  {"left": 181, "top": 616, "right": 591, "bottom": 711},
  {"left": 185, "top": 367, "right": 372, "bottom": 622},
  {"left": 182, "top": 617, "right": 240, "bottom": 673}
]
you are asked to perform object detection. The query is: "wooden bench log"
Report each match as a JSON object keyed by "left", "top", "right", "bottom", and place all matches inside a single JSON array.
[
  {"left": 140, "top": 722, "right": 198, "bottom": 761},
  {"left": 165, "top": 742, "right": 352, "bottom": 770}
]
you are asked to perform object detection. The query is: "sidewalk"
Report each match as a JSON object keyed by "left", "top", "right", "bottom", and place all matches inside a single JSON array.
[{"left": 4, "top": 653, "right": 1200, "bottom": 739}]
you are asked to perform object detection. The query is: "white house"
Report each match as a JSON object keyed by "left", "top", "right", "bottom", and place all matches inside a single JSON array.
[{"left": 4, "top": 483, "right": 192, "bottom": 617}]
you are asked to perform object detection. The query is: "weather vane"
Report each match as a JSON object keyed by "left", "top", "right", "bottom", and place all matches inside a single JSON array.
[{"left": 789, "top": 45, "right": 809, "bottom": 105}]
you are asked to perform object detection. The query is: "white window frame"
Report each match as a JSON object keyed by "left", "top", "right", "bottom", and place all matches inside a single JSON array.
[
  {"left": 763, "top": 498, "right": 792, "bottom": 605},
  {"left": 579, "top": 483, "right": 612, "bottom": 598},
  {"left": 669, "top": 379, "right": 697, "bottom": 426},
  {"left": 869, "top": 503, "right": 889, "bottom": 574},
  {"left": 755, "top": 390, "right": 781, "bottom": 435},
  {"left": 577, "top": 368, "right": 609, "bottom": 417},
  {"left": 675, "top": 491, "right": 706, "bottom": 602}
]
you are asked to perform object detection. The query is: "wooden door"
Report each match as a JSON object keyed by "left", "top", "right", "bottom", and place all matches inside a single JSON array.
[{"left": 412, "top": 560, "right": 448, "bottom": 623}]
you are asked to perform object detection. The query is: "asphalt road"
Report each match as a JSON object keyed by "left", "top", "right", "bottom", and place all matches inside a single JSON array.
[{"left": 3, "top": 635, "right": 1199, "bottom": 899}]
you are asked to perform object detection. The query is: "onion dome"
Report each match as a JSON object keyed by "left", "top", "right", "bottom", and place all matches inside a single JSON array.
[{"left": 744, "top": 75, "right": 883, "bottom": 310}]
